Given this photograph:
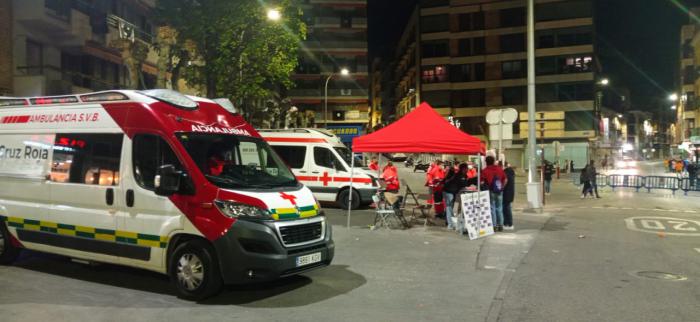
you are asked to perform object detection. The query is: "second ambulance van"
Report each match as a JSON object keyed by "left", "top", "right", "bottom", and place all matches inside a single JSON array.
[
  {"left": 0, "top": 90, "right": 333, "bottom": 300},
  {"left": 259, "top": 129, "right": 377, "bottom": 209}
]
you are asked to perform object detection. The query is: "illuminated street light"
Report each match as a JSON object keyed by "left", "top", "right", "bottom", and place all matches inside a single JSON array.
[
  {"left": 671, "top": 105, "right": 677, "bottom": 110},
  {"left": 669, "top": 93, "right": 678, "bottom": 101},
  {"left": 324, "top": 68, "right": 351, "bottom": 127},
  {"left": 599, "top": 78, "right": 610, "bottom": 86},
  {"left": 267, "top": 9, "right": 281, "bottom": 21}
]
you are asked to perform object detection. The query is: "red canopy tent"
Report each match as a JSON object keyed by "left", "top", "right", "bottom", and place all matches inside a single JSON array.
[
  {"left": 344, "top": 102, "right": 485, "bottom": 227},
  {"left": 352, "top": 102, "right": 484, "bottom": 154}
]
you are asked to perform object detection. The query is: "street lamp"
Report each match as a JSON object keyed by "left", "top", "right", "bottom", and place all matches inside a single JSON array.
[
  {"left": 599, "top": 78, "right": 610, "bottom": 86},
  {"left": 671, "top": 105, "right": 677, "bottom": 110},
  {"left": 669, "top": 93, "right": 678, "bottom": 101},
  {"left": 266, "top": 9, "right": 281, "bottom": 21},
  {"left": 324, "top": 68, "right": 350, "bottom": 128}
]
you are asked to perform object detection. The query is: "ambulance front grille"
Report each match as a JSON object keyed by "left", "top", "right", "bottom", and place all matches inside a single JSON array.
[{"left": 274, "top": 217, "right": 325, "bottom": 247}]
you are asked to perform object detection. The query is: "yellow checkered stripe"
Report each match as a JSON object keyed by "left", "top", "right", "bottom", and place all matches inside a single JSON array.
[
  {"left": 0, "top": 215, "right": 169, "bottom": 248},
  {"left": 270, "top": 204, "right": 319, "bottom": 220}
]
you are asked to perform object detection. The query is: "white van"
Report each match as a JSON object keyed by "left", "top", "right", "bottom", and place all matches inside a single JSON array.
[
  {"left": 259, "top": 129, "right": 377, "bottom": 209},
  {"left": 0, "top": 90, "right": 333, "bottom": 300}
]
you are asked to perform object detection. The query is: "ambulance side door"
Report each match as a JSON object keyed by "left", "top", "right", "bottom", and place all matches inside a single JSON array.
[
  {"left": 311, "top": 146, "right": 345, "bottom": 201},
  {"left": 116, "top": 133, "right": 188, "bottom": 270},
  {"left": 47, "top": 133, "right": 123, "bottom": 263}
]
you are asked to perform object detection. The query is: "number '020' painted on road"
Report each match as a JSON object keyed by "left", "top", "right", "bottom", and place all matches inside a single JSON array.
[{"left": 625, "top": 216, "right": 700, "bottom": 236}]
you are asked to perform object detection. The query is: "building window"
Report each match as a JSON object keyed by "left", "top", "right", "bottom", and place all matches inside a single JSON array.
[
  {"left": 457, "top": 37, "right": 485, "bottom": 56},
  {"left": 536, "top": 0, "right": 592, "bottom": 22},
  {"left": 684, "top": 66, "right": 695, "bottom": 85},
  {"left": 500, "top": 7, "right": 526, "bottom": 28},
  {"left": 499, "top": 33, "right": 525, "bottom": 53},
  {"left": 422, "top": 65, "right": 448, "bottom": 83},
  {"left": 422, "top": 90, "right": 451, "bottom": 107},
  {"left": 25, "top": 39, "right": 43, "bottom": 71},
  {"left": 538, "top": 82, "right": 593, "bottom": 102},
  {"left": 537, "top": 26, "right": 592, "bottom": 48},
  {"left": 450, "top": 64, "right": 471, "bottom": 82},
  {"left": 453, "top": 89, "right": 485, "bottom": 107},
  {"left": 340, "top": 13, "right": 352, "bottom": 28},
  {"left": 501, "top": 60, "right": 526, "bottom": 79},
  {"left": 51, "top": 134, "right": 123, "bottom": 185},
  {"left": 502, "top": 86, "right": 526, "bottom": 105},
  {"left": 565, "top": 111, "right": 594, "bottom": 131},
  {"left": 536, "top": 57, "right": 557, "bottom": 75},
  {"left": 459, "top": 117, "right": 486, "bottom": 135},
  {"left": 458, "top": 12, "right": 485, "bottom": 31},
  {"left": 563, "top": 56, "right": 593, "bottom": 73},
  {"left": 421, "top": 14, "right": 449, "bottom": 33},
  {"left": 422, "top": 40, "right": 449, "bottom": 58}
]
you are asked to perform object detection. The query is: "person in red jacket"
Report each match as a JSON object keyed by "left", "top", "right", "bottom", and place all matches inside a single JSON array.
[
  {"left": 481, "top": 156, "right": 507, "bottom": 232},
  {"left": 368, "top": 157, "right": 379, "bottom": 171},
  {"left": 382, "top": 161, "right": 400, "bottom": 192}
]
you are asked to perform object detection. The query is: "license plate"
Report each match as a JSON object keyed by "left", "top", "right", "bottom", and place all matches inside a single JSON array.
[{"left": 296, "top": 252, "right": 322, "bottom": 267}]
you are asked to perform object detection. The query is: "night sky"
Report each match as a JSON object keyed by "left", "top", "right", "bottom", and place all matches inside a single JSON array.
[{"left": 368, "top": 0, "right": 700, "bottom": 114}]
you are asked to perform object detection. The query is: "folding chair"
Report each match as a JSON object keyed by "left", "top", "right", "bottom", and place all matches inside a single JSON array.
[
  {"left": 372, "top": 193, "right": 410, "bottom": 229},
  {"left": 400, "top": 179, "right": 432, "bottom": 226}
]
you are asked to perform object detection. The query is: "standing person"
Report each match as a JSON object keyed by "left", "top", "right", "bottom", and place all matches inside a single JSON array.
[
  {"left": 368, "top": 157, "right": 379, "bottom": 171},
  {"left": 688, "top": 162, "right": 698, "bottom": 188},
  {"left": 580, "top": 164, "right": 592, "bottom": 198},
  {"left": 443, "top": 163, "right": 469, "bottom": 230},
  {"left": 675, "top": 159, "right": 684, "bottom": 175},
  {"left": 589, "top": 160, "right": 600, "bottom": 198},
  {"left": 543, "top": 160, "right": 554, "bottom": 195},
  {"left": 503, "top": 163, "right": 516, "bottom": 230},
  {"left": 564, "top": 159, "right": 569, "bottom": 173},
  {"left": 570, "top": 160, "right": 575, "bottom": 173},
  {"left": 428, "top": 160, "right": 445, "bottom": 210},
  {"left": 602, "top": 155, "right": 608, "bottom": 170},
  {"left": 482, "top": 156, "right": 507, "bottom": 232}
]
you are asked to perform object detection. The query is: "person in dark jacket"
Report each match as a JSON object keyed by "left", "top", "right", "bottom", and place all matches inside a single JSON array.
[
  {"left": 543, "top": 160, "right": 554, "bottom": 194},
  {"left": 503, "top": 163, "right": 516, "bottom": 230},
  {"left": 443, "top": 163, "right": 469, "bottom": 231},
  {"left": 580, "top": 164, "right": 593, "bottom": 199},
  {"left": 589, "top": 160, "right": 600, "bottom": 198}
]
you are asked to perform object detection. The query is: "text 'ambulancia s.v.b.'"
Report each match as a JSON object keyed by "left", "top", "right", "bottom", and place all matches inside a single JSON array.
[{"left": 0, "top": 90, "right": 333, "bottom": 300}]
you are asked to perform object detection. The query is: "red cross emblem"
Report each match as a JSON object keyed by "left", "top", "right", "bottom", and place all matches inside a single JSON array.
[
  {"left": 320, "top": 172, "right": 331, "bottom": 186},
  {"left": 279, "top": 192, "right": 297, "bottom": 206}
]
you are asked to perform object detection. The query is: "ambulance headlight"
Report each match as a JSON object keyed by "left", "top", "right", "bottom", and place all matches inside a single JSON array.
[{"left": 214, "top": 200, "right": 271, "bottom": 219}]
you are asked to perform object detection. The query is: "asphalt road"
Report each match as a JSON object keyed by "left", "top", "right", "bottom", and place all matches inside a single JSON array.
[{"left": 1, "top": 164, "right": 699, "bottom": 321}]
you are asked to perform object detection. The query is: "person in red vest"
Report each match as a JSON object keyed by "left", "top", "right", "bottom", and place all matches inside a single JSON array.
[
  {"left": 368, "top": 157, "right": 379, "bottom": 171},
  {"left": 382, "top": 161, "right": 400, "bottom": 192},
  {"left": 427, "top": 160, "right": 446, "bottom": 214},
  {"left": 481, "top": 156, "right": 507, "bottom": 232}
]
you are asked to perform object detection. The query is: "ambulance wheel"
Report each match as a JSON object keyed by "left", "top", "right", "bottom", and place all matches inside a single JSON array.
[
  {"left": 338, "top": 189, "right": 361, "bottom": 210},
  {"left": 169, "top": 239, "right": 223, "bottom": 301},
  {"left": 0, "top": 223, "right": 20, "bottom": 265}
]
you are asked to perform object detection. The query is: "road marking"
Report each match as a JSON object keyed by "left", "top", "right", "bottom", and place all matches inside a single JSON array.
[{"left": 625, "top": 216, "right": 700, "bottom": 236}]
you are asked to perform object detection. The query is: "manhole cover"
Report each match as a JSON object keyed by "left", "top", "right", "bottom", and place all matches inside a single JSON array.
[{"left": 634, "top": 271, "right": 687, "bottom": 281}]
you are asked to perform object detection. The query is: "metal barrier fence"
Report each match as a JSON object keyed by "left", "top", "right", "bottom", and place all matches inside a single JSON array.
[{"left": 570, "top": 173, "right": 700, "bottom": 195}]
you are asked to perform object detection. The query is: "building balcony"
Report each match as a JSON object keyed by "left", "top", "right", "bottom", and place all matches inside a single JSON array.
[
  {"left": 14, "top": 0, "right": 95, "bottom": 47},
  {"left": 14, "top": 64, "right": 123, "bottom": 96},
  {"left": 314, "top": 17, "right": 367, "bottom": 28},
  {"left": 309, "top": 0, "right": 367, "bottom": 5},
  {"left": 304, "top": 41, "right": 368, "bottom": 52},
  {"left": 288, "top": 88, "right": 368, "bottom": 99}
]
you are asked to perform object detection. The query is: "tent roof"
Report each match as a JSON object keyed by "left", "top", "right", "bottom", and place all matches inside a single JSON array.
[{"left": 352, "top": 102, "right": 484, "bottom": 154}]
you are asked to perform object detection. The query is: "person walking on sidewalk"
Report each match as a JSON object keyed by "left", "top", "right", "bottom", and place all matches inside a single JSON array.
[
  {"left": 443, "top": 163, "right": 469, "bottom": 230},
  {"left": 543, "top": 160, "right": 554, "bottom": 195},
  {"left": 580, "top": 164, "right": 593, "bottom": 198},
  {"left": 589, "top": 160, "right": 601, "bottom": 198},
  {"left": 482, "top": 156, "right": 507, "bottom": 232},
  {"left": 503, "top": 162, "right": 516, "bottom": 230}
]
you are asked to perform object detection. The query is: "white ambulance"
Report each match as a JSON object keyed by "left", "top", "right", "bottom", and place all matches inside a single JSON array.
[
  {"left": 259, "top": 129, "right": 377, "bottom": 209},
  {"left": 0, "top": 90, "right": 333, "bottom": 300}
]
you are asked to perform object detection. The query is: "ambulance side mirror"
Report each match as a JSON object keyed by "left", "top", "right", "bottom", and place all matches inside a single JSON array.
[{"left": 154, "top": 164, "right": 182, "bottom": 196}]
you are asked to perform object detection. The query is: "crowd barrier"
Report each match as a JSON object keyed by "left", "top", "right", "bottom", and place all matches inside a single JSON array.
[{"left": 570, "top": 173, "right": 700, "bottom": 195}]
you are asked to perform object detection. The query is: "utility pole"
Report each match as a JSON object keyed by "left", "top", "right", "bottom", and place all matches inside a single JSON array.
[{"left": 526, "top": 0, "right": 542, "bottom": 210}]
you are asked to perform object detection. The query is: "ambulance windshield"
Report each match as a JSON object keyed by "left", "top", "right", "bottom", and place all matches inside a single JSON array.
[{"left": 177, "top": 133, "right": 298, "bottom": 189}]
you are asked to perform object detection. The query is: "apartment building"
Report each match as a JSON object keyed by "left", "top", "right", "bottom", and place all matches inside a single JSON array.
[
  {"left": 5, "top": 0, "right": 158, "bottom": 97},
  {"left": 290, "top": 0, "right": 369, "bottom": 133},
  {"left": 677, "top": 7, "right": 700, "bottom": 144},
  {"left": 390, "top": 0, "right": 596, "bottom": 167}
]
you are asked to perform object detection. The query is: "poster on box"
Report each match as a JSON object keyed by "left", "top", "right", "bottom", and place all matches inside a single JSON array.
[
  {"left": 0, "top": 134, "right": 55, "bottom": 178},
  {"left": 461, "top": 191, "right": 494, "bottom": 240}
]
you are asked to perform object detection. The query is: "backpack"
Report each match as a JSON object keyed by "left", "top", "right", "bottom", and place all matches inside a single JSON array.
[{"left": 490, "top": 174, "right": 503, "bottom": 193}]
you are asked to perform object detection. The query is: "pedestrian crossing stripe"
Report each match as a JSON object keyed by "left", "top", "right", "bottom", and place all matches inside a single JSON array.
[
  {"left": 270, "top": 204, "right": 319, "bottom": 220},
  {"left": 0, "top": 215, "right": 169, "bottom": 248}
]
